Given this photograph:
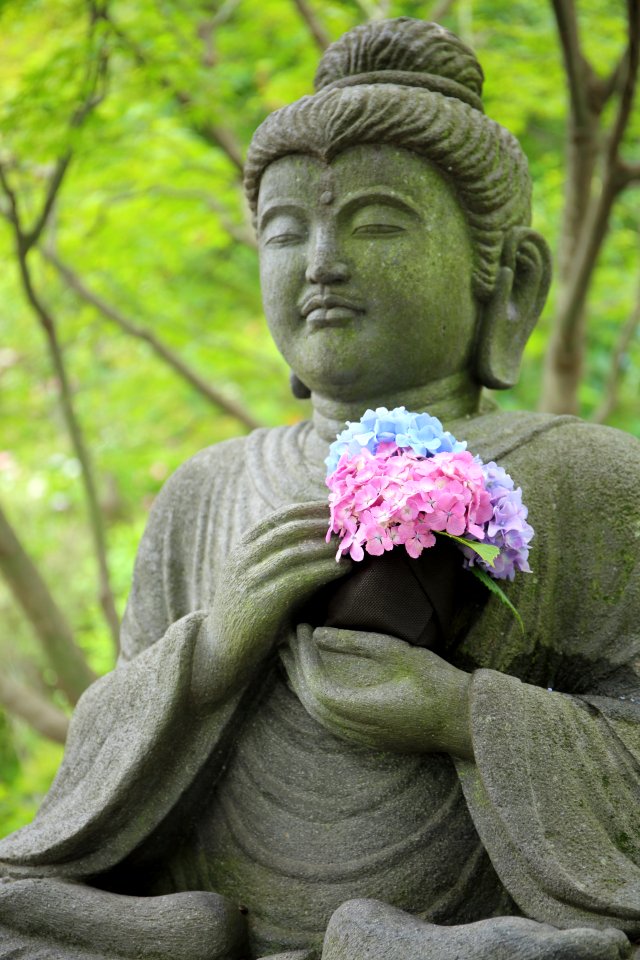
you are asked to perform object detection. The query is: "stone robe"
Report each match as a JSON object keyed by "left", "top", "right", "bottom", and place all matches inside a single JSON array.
[{"left": 0, "top": 411, "right": 638, "bottom": 958}]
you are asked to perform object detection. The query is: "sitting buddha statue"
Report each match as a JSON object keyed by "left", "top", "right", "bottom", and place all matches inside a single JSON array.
[{"left": 0, "top": 17, "right": 638, "bottom": 960}]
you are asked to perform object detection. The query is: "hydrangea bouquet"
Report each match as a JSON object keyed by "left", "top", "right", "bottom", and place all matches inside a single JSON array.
[{"left": 325, "top": 407, "right": 533, "bottom": 630}]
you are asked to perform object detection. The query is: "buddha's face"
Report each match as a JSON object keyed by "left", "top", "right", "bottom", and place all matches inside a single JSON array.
[{"left": 258, "top": 144, "right": 478, "bottom": 402}]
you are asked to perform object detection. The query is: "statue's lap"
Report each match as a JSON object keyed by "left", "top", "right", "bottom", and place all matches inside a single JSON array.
[{"left": 153, "top": 678, "right": 510, "bottom": 956}]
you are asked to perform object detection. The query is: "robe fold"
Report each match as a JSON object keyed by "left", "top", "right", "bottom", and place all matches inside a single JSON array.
[{"left": 0, "top": 411, "right": 639, "bottom": 952}]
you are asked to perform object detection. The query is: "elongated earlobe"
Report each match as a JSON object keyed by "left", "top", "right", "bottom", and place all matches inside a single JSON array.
[
  {"left": 290, "top": 371, "right": 312, "bottom": 399},
  {"left": 476, "top": 228, "right": 552, "bottom": 389}
]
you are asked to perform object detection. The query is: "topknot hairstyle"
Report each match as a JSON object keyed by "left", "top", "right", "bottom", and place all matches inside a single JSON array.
[
  {"left": 244, "top": 18, "right": 532, "bottom": 301},
  {"left": 314, "top": 19, "right": 484, "bottom": 109}
]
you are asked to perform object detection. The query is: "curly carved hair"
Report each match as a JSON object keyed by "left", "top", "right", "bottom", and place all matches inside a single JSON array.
[{"left": 244, "top": 19, "right": 532, "bottom": 301}]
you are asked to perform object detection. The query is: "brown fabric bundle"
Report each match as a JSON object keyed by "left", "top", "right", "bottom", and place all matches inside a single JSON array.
[{"left": 307, "top": 537, "right": 465, "bottom": 650}]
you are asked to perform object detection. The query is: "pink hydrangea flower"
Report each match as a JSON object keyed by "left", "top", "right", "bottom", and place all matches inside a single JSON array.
[
  {"left": 326, "top": 428, "right": 533, "bottom": 581},
  {"left": 328, "top": 446, "right": 490, "bottom": 560}
]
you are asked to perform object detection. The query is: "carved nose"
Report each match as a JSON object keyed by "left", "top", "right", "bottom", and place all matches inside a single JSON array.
[{"left": 305, "top": 242, "right": 350, "bottom": 285}]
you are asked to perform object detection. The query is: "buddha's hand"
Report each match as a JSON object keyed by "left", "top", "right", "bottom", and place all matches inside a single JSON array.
[
  {"left": 194, "top": 503, "right": 350, "bottom": 704},
  {"left": 281, "top": 624, "right": 474, "bottom": 760}
]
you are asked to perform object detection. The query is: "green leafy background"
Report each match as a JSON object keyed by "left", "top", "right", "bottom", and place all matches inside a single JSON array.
[{"left": 0, "top": 0, "right": 638, "bottom": 829}]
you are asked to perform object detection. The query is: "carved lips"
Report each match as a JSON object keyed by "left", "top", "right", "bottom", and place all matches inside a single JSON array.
[{"left": 300, "top": 293, "right": 365, "bottom": 329}]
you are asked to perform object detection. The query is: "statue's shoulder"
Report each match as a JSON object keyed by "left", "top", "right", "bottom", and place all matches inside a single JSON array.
[
  {"left": 137, "top": 432, "right": 257, "bottom": 545},
  {"left": 147, "top": 423, "right": 304, "bottom": 522},
  {"left": 464, "top": 412, "right": 639, "bottom": 534},
  {"left": 162, "top": 423, "right": 304, "bottom": 488},
  {"left": 154, "top": 427, "right": 284, "bottom": 504},
  {"left": 473, "top": 409, "right": 640, "bottom": 470},
  {"left": 515, "top": 411, "right": 638, "bottom": 467},
  {"left": 163, "top": 433, "right": 252, "bottom": 492},
  {"left": 478, "top": 413, "right": 640, "bottom": 544}
]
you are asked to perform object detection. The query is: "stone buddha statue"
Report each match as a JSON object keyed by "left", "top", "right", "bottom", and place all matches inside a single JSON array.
[{"left": 0, "top": 18, "right": 639, "bottom": 960}]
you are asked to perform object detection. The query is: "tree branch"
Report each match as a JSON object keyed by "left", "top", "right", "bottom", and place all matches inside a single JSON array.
[
  {"left": 540, "top": 165, "right": 619, "bottom": 413},
  {"left": 0, "top": 166, "right": 121, "bottom": 650},
  {"left": 430, "top": 0, "right": 456, "bottom": 22},
  {"left": 594, "top": 48, "right": 629, "bottom": 109},
  {"left": 22, "top": 153, "right": 73, "bottom": 253},
  {"left": 290, "top": 0, "right": 330, "bottom": 50},
  {"left": 0, "top": 675, "right": 69, "bottom": 744},
  {"left": 0, "top": 23, "right": 121, "bottom": 645},
  {"left": 208, "top": 0, "right": 242, "bottom": 30},
  {"left": 554, "top": 171, "right": 618, "bottom": 343},
  {"left": 199, "top": 123, "right": 245, "bottom": 174},
  {"left": 146, "top": 185, "right": 257, "bottom": 248},
  {"left": 592, "top": 278, "right": 640, "bottom": 424},
  {"left": 616, "top": 161, "right": 640, "bottom": 189},
  {"left": 157, "top": 1, "right": 202, "bottom": 62},
  {"left": 168, "top": 91, "right": 245, "bottom": 175},
  {"left": 551, "top": 0, "right": 592, "bottom": 127},
  {"left": 348, "top": 0, "right": 379, "bottom": 19},
  {"left": 0, "top": 501, "right": 96, "bottom": 703},
  {"left": 550, "top": 0, "right": 602, "bottom": 281},
  {"left": 43, "top": 250, "right": 262, "bottom": 431},
  {"left": 194, "top": 1, "right": 244, "bottom": 69},
  {"left": 608, "top": 0, "right": 640, "bottom": 183},
  {"left": 104, "top": 13, "right": 245, "bottom": 175},
  {"left": 540, "top": 0, "right": 639, "bottom": 414},
  {"left": 0, "top": 163, "right": 21, "bottom": 232},
  {"left": 4, "top": 23, "right": 108, "bottom": 255},
  {"left": 553, "top": 0, "right": 640, "bottom": 336}
]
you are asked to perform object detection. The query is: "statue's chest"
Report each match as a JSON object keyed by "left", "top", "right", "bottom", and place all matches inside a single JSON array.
[{"left": 186, "top": 676, "right": 497, "bottom": 956}]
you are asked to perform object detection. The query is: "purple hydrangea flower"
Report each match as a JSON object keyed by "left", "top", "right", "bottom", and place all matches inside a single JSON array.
[{"left": 472, "top": 461, "right": 534, "bottom": 581}]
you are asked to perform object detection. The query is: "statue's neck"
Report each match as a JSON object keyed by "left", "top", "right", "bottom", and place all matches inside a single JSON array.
[{"left": 309, "top": 374, "right": 482, "bottom": 447}]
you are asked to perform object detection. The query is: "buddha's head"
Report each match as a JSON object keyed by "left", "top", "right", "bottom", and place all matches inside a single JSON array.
[{"left": 244, "top": 19, "right": 551, "bottom": 406}]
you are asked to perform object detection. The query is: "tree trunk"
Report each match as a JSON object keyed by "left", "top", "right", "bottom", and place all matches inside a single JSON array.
[{"left": 0, "top": 501, "right": 96, "bottom": 704}]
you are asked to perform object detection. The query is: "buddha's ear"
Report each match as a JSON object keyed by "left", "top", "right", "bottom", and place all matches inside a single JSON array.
[{"left": 475, "top": 227, "right": 552, "bottom": 389}]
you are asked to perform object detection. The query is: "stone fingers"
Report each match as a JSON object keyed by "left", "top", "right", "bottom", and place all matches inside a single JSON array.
[
  {"left": 285, "top": 626, "right": 401, "bottom": 725},
  {"left": 280, "top": 644, "right": 376, "bottom": 743},
  {"left": 231, "top": 522, "right": 340, "bottom": 593},
  {"left": 312, "top": 625, "right": 412, "bottom": 662},
  {"left": 242, "top": 502, "right": 331, "bottom": 550},
  {"left": 248, "top": 540, "right": 350, "bottom": 598}
]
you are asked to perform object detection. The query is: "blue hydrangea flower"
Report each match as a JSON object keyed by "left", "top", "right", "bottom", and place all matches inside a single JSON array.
[{"left": 325, "top": 406, "right": 466, "bottom": 476}]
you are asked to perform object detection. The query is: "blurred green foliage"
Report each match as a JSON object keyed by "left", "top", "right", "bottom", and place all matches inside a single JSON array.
[{"left": 0, "top": 0, "right": 638, "bottom": 830}]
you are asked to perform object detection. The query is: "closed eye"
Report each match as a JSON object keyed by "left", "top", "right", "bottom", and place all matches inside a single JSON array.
[
  {"left": 348, "top": 200, "right": 414, "bottom": 237},
  {"left": 259, "top": 208, "right": 307, "bottom": 247},
  {"left": 264, "top": 232, "right": 304, "bottom": 246},
  {"left": 352, "top": 223, "right": 407, "bottom": 237}
]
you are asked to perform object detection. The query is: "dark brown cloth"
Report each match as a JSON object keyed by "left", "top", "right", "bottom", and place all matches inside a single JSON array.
[{"left": 307, "top": 537, "right": 465, "bottom": 649}]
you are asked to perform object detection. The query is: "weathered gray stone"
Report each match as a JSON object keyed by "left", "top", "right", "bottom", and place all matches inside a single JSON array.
[
  {"left": 322, "top": 899, "right": 632, "bottom": 960},
  {"left": 0, "top": 16, "right": 638, "bottom": 960},
  {"left": 0, "top": 878, "right": 247, "bottom": 959}
]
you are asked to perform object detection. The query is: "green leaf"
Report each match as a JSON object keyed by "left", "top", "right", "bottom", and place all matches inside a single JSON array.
[
  {"left": 438, "top": 532, "right": 500, "bottom": 567},
  {"left": 470, "top": 567, "right": 525, "bottom": 635}
]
